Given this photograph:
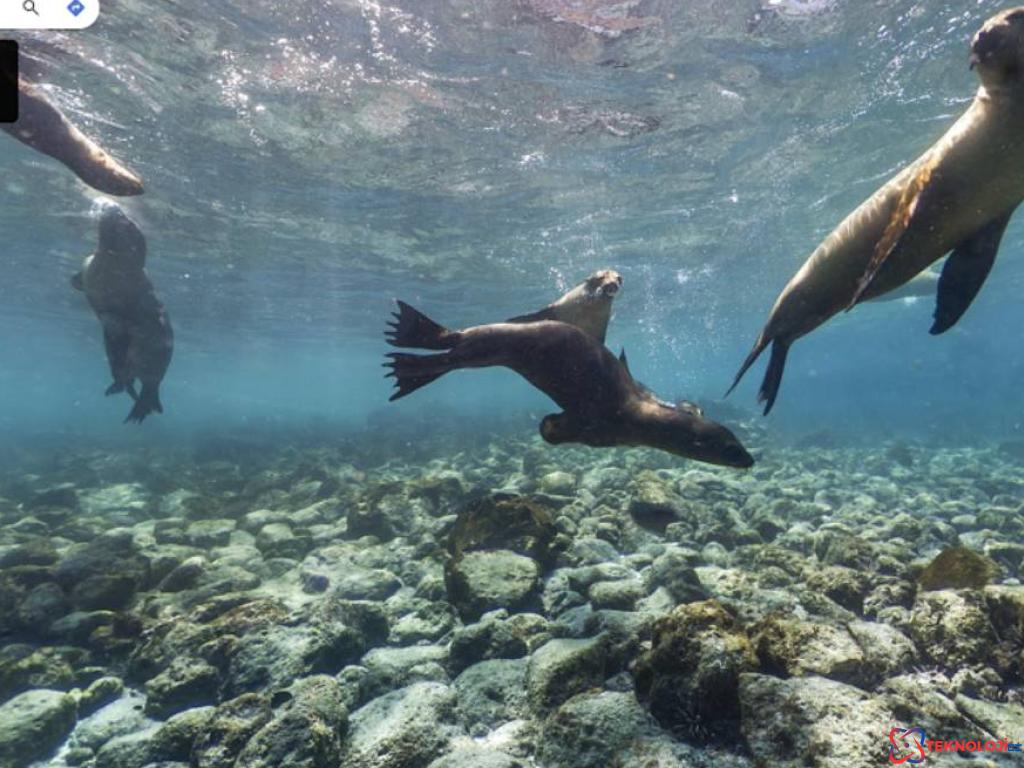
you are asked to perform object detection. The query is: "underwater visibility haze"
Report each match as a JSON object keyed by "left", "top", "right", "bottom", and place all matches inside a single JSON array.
[{"left": 3, "top": 1, "right": 1024, "bottom": 767}]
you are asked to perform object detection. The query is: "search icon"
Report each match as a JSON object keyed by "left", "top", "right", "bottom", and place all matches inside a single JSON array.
[{"left": 23, "top": 0, "right": 40, "bottom": 15}]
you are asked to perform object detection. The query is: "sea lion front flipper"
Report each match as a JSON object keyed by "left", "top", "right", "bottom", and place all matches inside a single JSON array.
[
  {"left": 5, "top": 76, "right": 144, "bottom": 196},
  {"left": 70, "top": 271, "right": 84, "bottom": 291},
  {"left": 849, "top": 155, "right": 941, "bottom": 308},
  {"left": 539, "top": 412, "right": 582, "bottom": 444},
  {"left": 102, "top": 326, "right": 132, "bottom": 392},
  {"left": 930, "top": 208, "right": 1015, "bottom": 335},
  {"left": 507, "top": 307, "right": 557, "bottom": 326}
]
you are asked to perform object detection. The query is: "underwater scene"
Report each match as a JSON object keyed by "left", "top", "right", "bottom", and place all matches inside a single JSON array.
[{"left": 3, "top": 0, "right": 1024, "bottom": 766}]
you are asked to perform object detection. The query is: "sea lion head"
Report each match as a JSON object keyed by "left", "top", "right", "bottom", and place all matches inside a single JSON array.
[
  {"left": 970, "top": 8, "right": 1024, "bottom": 89},
  {"left": 96, "top": 199, "right": 146, "bottom": 267},
  {"left": 637, "top": 402, "right": 755, "bottom": 468},
  {"left": 582, "top": 269, "right": 622, "bottom": 300}
]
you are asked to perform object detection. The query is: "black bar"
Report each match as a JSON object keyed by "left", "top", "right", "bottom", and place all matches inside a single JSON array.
[{"left": 0, "top": 41, "right": 17, "bottom": 124}]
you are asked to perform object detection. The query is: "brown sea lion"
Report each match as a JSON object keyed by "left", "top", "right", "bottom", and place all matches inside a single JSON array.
[
  {"left": 3, "top": 75, "right": 143, "bottom": 196},
  {"left": 729, "top": 8, "right": 1024, "bottom": 414},
  {"left": 72, "top": 202, "right": 172, "bottom": 422},
  {"left": 506, "top": 268, "right": 622, "bottom": 343},
  {"left": 384, "top": 302, "right": 754, "bottom": 468}
]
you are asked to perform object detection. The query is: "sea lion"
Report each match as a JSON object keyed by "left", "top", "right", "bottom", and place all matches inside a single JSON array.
[
  {"left": 865, "top": 268, "right": 940, "bottom": 303},
  {"left": 729, "top": 8, "right": 1024, "bottom": 414},
  {"left": 506, "top": 268, "right": 622, "bottom": 343},
  {"left": 3, "top": 75, "right": 143, "bottom": 196},
  {"left": 384, "top": 301, "right": 754, "bottom": 468},
  {"left": 72, "top": 201, "right": 172, "bottom": 423}
]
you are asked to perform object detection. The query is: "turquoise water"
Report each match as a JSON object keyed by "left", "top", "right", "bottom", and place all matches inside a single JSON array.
[
  {"left": 3, "top": 0, "right": 1023, "bottom": 444},
  {"left": 4, "top": 4, "right": 1024, "bottom": 768}
]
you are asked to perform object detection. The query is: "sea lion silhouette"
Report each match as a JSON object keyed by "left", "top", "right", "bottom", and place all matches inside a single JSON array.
[
  {"left": 3, "top": 74, "right": 143, "bottom": 196},
  {"left": 72, "top": 202, "right": 172, "bottom": 422},
  {"left": 384, "top": 302, "right": 754, "bottom": 468},
  {"left": 730, "top": 8, "right": 1024, "bottom": 413}
]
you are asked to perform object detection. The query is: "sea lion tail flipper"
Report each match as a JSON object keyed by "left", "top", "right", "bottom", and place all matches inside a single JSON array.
[
  {"left": 384, "top": 352, "right": 453, "bottom": 401},
  {"left": 386, "top": 301, "right": 454, "bottom": 350},
  {"left": 757, "top": 339, "right": 790, "bottom": 416},
  {"left": 726, "top": 331, "right": 769, "bottom": 399},
  {"left": 930, "top": 209, "right": 1014, "bottom": 335},
  {"left": 124, "top": 383, "right": 162, "bottom": 424}
]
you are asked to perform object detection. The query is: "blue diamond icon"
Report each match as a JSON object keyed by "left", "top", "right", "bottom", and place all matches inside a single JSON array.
[{"left": 67, "top": 0, "right": 85, "bottom": 16}]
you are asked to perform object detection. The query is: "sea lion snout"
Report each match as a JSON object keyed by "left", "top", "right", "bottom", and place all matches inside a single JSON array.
[
  {"left": 970, "top": 8, "right": 1024, "bottom": 83},
  {"left": 587, "top": 269, "right": 623, "bottom": 298}
]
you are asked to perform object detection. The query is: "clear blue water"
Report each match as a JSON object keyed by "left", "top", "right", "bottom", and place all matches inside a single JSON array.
[{"left": 3, "top": 0, "right": 1024, "bottom": 447}]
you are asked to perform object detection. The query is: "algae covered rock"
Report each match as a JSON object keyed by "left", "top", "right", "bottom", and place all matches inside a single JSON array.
[
  {"left": 909, "top": 590, "right": 997, "bottom": 668},
  {"left": 445, "top": 493, "right": 560, "bottom": 566},
  {"left": 526, "top": 635, "right": 608, "bottom": 711},
  {"left": 341, "top": 682, "right": 460, "bottom": 768},
  {"left": 753, "top": 615, "right": 865, "bottom": 684},
  {"left": 445, "top": 550, "right": 540, "bottom": 621},
  {"left": 634, "top": 599, "right": 757, "bottom": 743},
  {"left": 537, "top": 690, "right": 651, "bottom": 768},
  {"left": 0, "top": 688, "right": 78, "bottom": 767},
  {"left": 190, "top": 693, "right": 272, "bottom": 768},
  {"left": 918, "top": 547, "right": 999, "bottom": 591},
  {"left": 453, "top": 658, "right": 529, "bottom": 732}
]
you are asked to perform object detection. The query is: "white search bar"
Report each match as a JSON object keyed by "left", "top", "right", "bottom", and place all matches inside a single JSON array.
[{"left": 0, "top": 0, "right": 98, "bottom": 29}]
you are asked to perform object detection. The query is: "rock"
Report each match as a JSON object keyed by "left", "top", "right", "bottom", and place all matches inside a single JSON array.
[
  {"left": 69, "top": 688, "right": 151, "bottom": 753},
  {"left": 753, "top": 616, "right": 865, "bottom": 685},
  {"left": 185, "top": 519, "right": 236, "bottom": 548},
  {"left": 628, "top": 472, "right": 684, "bottom": 533},
  {"left": 846, "top": 621, "right": 917, "bottom": 683},
  {"left": 954, "top": 695, "right": 1024, "bottom": 740},
  {"left": 909, "top": 590, "right": 997, "bottom": 668},
  {"left": 25, "top": 484, "right": 79, "bottom": 511},
  {"left": 144, "top": 657, "right": 221, "bottom": 718},
  {"left": 634, "top": 600, "right": 757, "bottom": 744},
  {"left": 445, "top": 550, "right": 540, "bottom": 621},
  {"left": 361, "top": 645, "right": 449, "bottom": 699},
  {"left": 235, "top": 676, "right": 348, "bottom": 768},
  {"left": 526, "top": 635, "right": 608, "bottom": 711},
  {"left": 256, "top": 523, "right": 311, "bottom": 560},
  {"left": 341, "top": 682, "right": 460, "bottom": 768},
  {"left": 446, "top": 494, "right": 560, "bottom": 566},
  {"left": 427, "top": 746, "right": 528, "bottom": 768},
  {"left": 537, "top": 691, "right": 651, "bottom": 768},
  {"left": 331, "top": 566, "right": 402, "bottom": 601},
  {"left": 644, "top": 549, "right": 707, "bottom": 604},
  {"left": 56, "top": 531, "right": 148, "bottom": 610},
  {"left": 449, "top": 613, "right": 530, "bottom": 675},
  {"left": 158, "top": 556, "right": 207, "bottom": 593},
  {"left": 78, "top": 676, "right": 125, "bottom": 717},
  {"left": 190, "top": 693, "right": 272, "bottom": 768},
  {"left": 16, "top": 582, "right": 68, "bottom": 632},
  {"left": 453, "top": 658, "right": 528, "bottom": 733},
  {"left": 918, "top": 547, "right": 999, "bottom": 591},
  {"left": 0, "top": 646, "right": 87, "bottom": 702},
  {"left": 390, "top": 601, "right": 457, "bottom": 645},
  {"left": 739, "top": 674, "right": 894, "bottom": 766},
  {"left": 0, "top": 689, "right": 78, "bottom": 767},
  {"left": 0, "top": 539, "right": 58, "bottom": 568},
  {"left": 93, "top": 728, "right": 160, "bottom": 768},
  {"left": 149, "top": 706, "right": 216, "bottom": 763},
  {"left": 804, "top": 566, "right": 870, "bottom": 614},
  {"left": 539, "top": 471, "right": 575, "bottom": 495},
  {"left": 587, "top": 578, "right": 645, "bottom": 611}
]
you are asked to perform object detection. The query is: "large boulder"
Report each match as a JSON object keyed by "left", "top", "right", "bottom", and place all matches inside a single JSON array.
[{"left": 0, "top": 689, "right": 78, "bottom": 767}]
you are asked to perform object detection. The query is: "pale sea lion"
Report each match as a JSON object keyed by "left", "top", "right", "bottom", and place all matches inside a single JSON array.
[
  {"left": 507, "top": 269, "right": 622, "bottom": 343},
  {"left": 384, "top": 302, "right": 754, "bottom": 468},
  {"left": 729, "top": 8, "right": 1024, "bottom": 414},
  {"left": 72, "top": 202, "right": 172, "bottom": 422},
  {"left": 3, "top": 75, "right": 143, "bottom": 196}
]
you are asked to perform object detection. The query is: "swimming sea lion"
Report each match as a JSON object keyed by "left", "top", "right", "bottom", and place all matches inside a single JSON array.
[
  {"left": 865, "top": 268, "right": 940, "bottom": 303},
  {"left": 384, "top": 301, "right": 754, "bottom": 468},
  {"left": 729, "top": 8, "right": 1024, "bottom": 414},
  {"left": 72, "top": 202, "right": 172, "bottom": 422},
  {"left": 3, "top": 75, "right": 143, "bottom": 196},
  {"left": 507, "top": 269, "right": 622, "bottom": 343}
]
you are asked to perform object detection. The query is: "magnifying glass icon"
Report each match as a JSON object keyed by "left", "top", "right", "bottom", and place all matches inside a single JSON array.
[{"left": 23, "top": 0, "right": 40, "bottom": 14}]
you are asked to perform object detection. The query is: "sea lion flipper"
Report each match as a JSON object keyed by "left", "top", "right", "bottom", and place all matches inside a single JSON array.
[
  {"left": 102, "top": 326, "right": 132, "bottom": 390},
  {"left": 70, "top": 272, "right": 84, "bottom": 291},
  {"left": 930, "top": 208, "right": 1015, "bottom": 335},
  {"left": 507, "top": 307, "right": 556, "bottom": 325},
  {"left": 618, "top": 348, "right": 630, "bottom": 373},
  {"left": 386, "top": 301, "right": 455, "bottom": 350},
  {"left": 384, "top": 351, "right": 453, "bottom": 401},
  {"left": 849, "top": 156, "right": 942, "bottom": 308},
  {"left": 757, "top": 339, "right": 790, "bottom": 416}
]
